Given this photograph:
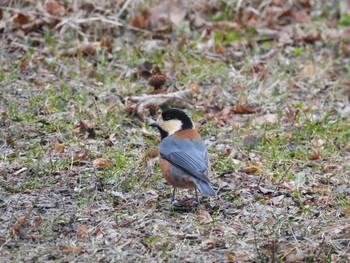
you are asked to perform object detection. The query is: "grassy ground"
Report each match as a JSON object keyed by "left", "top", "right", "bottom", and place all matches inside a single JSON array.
[{"left": 1, "top": 0, "right": 350, "bottom": 262}]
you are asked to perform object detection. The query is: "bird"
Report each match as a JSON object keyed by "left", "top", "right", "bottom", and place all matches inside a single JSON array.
[{"left": 149, "top": 108, "right": 216, "bottom": 205}]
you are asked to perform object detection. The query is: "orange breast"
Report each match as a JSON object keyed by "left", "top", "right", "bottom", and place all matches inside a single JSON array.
[{"left": 159, "top": 156, "right": 196, "bottom": 189}]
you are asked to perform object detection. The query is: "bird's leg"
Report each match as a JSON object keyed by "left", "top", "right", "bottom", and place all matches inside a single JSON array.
[
  {"left": 192, "top": 188, "right": 200, "bottom": 206},
  {"left": 171, "top": 188, "right": 178, "bottom": 205}
]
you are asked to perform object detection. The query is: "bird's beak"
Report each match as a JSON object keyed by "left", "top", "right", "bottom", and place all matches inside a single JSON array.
[{"left": 149, "top": 120, "right": 159, "bottom": 127}]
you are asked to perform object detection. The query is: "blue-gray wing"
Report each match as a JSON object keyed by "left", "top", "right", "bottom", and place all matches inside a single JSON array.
[{"left": 159, "top": 137, "right": 210, "bottom": 182}]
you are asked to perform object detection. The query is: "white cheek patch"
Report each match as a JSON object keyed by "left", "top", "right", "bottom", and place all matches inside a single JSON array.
[{"left": 163, "top": 119, "right": 182, "bottom": 135}]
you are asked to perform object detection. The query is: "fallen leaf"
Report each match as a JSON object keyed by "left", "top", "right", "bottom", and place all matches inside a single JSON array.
[
  {"left": 200, "top": 237, "right": 218, "bottom": 251},
  {"left": 46, "top": 0, "right": 66, "bottom": 16},
  {"left": 54, "top": 142, "right": 65, "bottom": 153},
  {"left": 291, "top": 10, "right": 311, "bottom": 23},
  {"left": 77, "top": 43, "right": 96, "bottom": 56},
  {"left": 251, "top": 114, "right": 278, "bottom": 125},
  {"left": 73, "top": 150, "right": 89, "bottom": 162},
  {"left": 129, "top": 8, "right": 150, "bottom": 29},
  {"left": 227, "top": 253, "right": 235, "bottom": 260},
  {"left": 214, "top": 44, "right": 225, "bottom": 54},
  {"left": 100, "top": 36, "right": 112, "bottom": 52},
  {"left": 309, "top": 149, "right": 319, "bottom": 160},
  {"left": 62, "top": 244, "right": 85, "bottom": 254},
  {"left": 13, "top": 13, "right": 30, "bottom": 24},
  {"left": 92, "top": 158, "right": 114, "bottom": 169},
  {"left": 301, "top": 62, "right": 314, "bottom": 76},
  {"left": 244, "top": 166, "right": 261, "bottom": 175},
  {"left": 129, "top": 89, "right": 193, "bottom": 118},
  {"left": 19, "top": 60, "right": 29, "bottom": 70},
  {"left": 1, "top": 111, "right": 9, "bottom": 119},
  {"left": 143, "top": 148, "right": 159, "bottom": 161},
  {"left": 6, "top": 136, "right": 15, "bottom": 146},
  {"left": 196, "top": 210, "right": 213, "bottom": 224},
  {"left": 232, "top": 104, "right": 261, "bottom": 114},
  {"left": 76, "top": 224, "right": 89, "bottom": 239},
  {"left": 251, "top": 64, "right": 266, "bottom": 73},
  {"left": 95, "top": 228, "right": 103, "bottom": 237},
  {"left": 341, "top": 204, "right": 350, "bottom": 216}
]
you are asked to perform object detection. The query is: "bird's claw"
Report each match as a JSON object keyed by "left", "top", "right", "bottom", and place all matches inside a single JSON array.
[
  {"left": 171, "top": 199, "right": 179, "bottom": 206},
  {"left": 192, "top": 200, "right": 200, "bottom": 206}
]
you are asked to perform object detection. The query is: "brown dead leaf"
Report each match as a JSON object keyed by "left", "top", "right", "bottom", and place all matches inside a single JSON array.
[
  {"left": 285, "top": 106, "right": 299, "bottom": 123},
  {"left": 13, "top": 13, "right": 30, "bottom": 24},
  {"left": 200, "top": 237, "right": 218, "bottom": 251},
  {"left": 227, "top": 252, "right": 249, "bottom": 261},
  {"left": 76, "top": 224, "right": 89, "bottom": 239},
  {"left": 243, "top": 166, "right": 261, "bottom": 175},
  {"left": 100, "top": 36, "right": 112, "bottom": 52},
  {"left": 291, "top": 10, "right": 311, "bottom": 24},
  {"left": 232, "top": 104, "right": 261, "bottom": 114},
  {"left": 214, "top": 44, "right": 225, "bottom": 54},
  {"left": 46, "top": 0, "right": 66, "bottom": 16},
  {"left": 1, "top": 111, "right": 9, "bottom": 119},
  {"left": 227, "top": 253, "right": 235, "bottom": 260},
  {"left": 54, "top": 142, "right": 65, "bottom": 153},
  {"left": 251, "top": 64, "right": 266, "bottom": 73},
  {"left": 143, "top": 148, "right": 159, "bottom": 162},
  {"left": 62, "top": 244, "right": 85, "bottom": 254},
  {"left": 33, "top": 216, "right": 42, "bottom": 228},
  {"left": 77, "top": 43, "right": 96, "bottom": 56},
  {"left": 73, "top": 150, "right": 89, "bottom": 162},
  {"left": 309, "top": 149, "right": 319, "bottom": 160},
  {"left": 11, "top": 215, "right": 27, "bottom": 237},
  {"left": 64, "top": 43, "right": 98, "bottom": 57},
  {"left": 129, "top": 8, "right": 150, "bottom": 30},
  {"left": 6, "top": 136, "right": 15, "bottom": 146},
  {"left": 92, "top": 158, "right": 114, "bottom": 169},
  {"left": 95, "top": 228, "right": 103, "bottom": 237},
  {"left": 19, "top": 60, "right": 29, "bottom": 70},
  {"left": 196, "top": 210, "right": 213, "bottom": 224}
]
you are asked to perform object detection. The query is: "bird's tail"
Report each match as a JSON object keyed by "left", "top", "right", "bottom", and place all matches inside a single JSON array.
[{"left": 193, "top": 179, "right": 216, "bottom": 196}]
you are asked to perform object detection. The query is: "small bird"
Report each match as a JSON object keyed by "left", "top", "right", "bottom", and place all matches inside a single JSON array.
[{"left": 150, "top": 108, "right": 216, "bottom": 205}]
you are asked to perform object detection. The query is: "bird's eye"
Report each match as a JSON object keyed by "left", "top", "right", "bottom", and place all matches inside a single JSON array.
[{"left": 163, "top": 116, "right": 170, "bottom": 121}]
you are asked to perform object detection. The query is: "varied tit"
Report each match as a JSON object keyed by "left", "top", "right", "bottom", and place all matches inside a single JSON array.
[{"left": 150, "top": 108, "right": 216, "bottom": 205}]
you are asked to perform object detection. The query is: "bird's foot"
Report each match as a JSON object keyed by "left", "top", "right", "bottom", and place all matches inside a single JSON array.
[
  {"left": 192, "top": 199, "right": 200, "bottom": 206},
  {"left": 171, "top": 199, "right": 179, "bottom": 206}
]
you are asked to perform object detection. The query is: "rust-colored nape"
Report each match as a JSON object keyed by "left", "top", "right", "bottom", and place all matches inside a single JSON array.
[{"left": 172, "top": 129, "right": 200, "bottom": 140}]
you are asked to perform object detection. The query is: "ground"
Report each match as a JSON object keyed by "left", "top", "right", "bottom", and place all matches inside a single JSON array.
[{"left": 1, "top": 0, "right": 350, "bottom": 262}]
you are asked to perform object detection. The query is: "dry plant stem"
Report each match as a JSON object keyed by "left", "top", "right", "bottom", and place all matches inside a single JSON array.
[{"left": 274, "top": 164, "right": 294, "bottom": 192}]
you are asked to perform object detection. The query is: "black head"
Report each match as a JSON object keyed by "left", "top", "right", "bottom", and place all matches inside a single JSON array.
[
  {"left": 161, "top": 109, "right": 193, "bottom": 130},
  {"left": 149, "top": 108, "right": 194, "bottom": 139}
]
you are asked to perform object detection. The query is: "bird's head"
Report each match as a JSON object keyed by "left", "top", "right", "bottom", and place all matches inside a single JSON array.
[{"left": 149, "top": 108, "right": 193, "bottom": 139}]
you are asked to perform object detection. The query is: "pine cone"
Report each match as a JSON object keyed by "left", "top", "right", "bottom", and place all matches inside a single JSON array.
[{"left": 148, "top": 74, "right": 166, "bottom": 89}]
